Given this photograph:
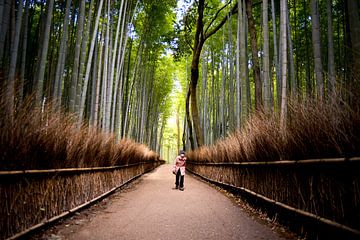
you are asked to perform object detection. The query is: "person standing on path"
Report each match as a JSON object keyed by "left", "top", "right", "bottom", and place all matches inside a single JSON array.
[{"left": 173, "top": 150, "right": 186, "bottom": 191}]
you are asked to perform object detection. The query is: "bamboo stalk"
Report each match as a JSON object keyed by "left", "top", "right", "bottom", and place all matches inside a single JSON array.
[
  {"left": 187, "top": 157, "right": 360, "bottom": 166},
  {"left": 188, "top": 169, "right": 360, "bottom": 237}
]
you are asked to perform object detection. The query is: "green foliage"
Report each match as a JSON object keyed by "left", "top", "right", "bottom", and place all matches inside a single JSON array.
[{"left": 154, "top": 54, "right": 175, "bottom": 121}]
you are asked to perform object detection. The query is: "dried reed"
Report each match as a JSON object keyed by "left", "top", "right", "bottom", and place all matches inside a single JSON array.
[
  {"left": 188, "top": 97, "right": 360, "bottom": 163},
  {"left": 0, "top": 95, "right": 159, "bottom": 170}
]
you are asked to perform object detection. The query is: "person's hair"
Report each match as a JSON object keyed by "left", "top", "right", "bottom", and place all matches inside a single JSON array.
[{"left": 179, "top": 150, "right": 185, "bottom": 155}]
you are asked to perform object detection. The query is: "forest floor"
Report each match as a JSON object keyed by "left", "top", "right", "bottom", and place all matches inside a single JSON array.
[{"left": 31, "top": 165, "right": 299, "bottom": 240}]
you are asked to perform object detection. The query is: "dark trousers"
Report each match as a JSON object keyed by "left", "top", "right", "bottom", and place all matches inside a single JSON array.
[{"left": 175, "top": 170, "right": 184, "bottom": 188}]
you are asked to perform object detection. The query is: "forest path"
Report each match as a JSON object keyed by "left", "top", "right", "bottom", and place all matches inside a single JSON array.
[{"left": 47, "top": 165, "right": 287, "bottom": 240}]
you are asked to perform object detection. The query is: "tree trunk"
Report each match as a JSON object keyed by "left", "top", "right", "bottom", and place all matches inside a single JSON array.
[
  {"left": 190, "top": 55, "right": 204, "bottom": 146},
  {"left": 327, "top": 0, "right": 336, "bottom": 98},
  {"left": 0, "top": 0, "right": 4, "bottom": 36},
  {"left": 69, "top": 0, "right": 85, "bottom": 112},
  {"left": 236, "top": 1, "right": 241, "bottom": 127},
  {"left": 35, "top": 0, "right": 54, "bottom": 106},
  {"left": 103, "top": 0, "right": 111, "bottom": 132},
  {"left": 0, "top": 0, "right": 10, "bottom": 65},
  {"left": 110, "top": 0, "right": 126, "bottom": 132},
  {"left": 19, "top": 0, "right": 29, "bottom": 105},
  {"left": 280, "top": 0, "right": 288, "bottom": 129},
  {"left": 272, "top": 0, "right": 281, "bottom": 110},
  {"left": 287, "top": 7, "right": 296, "bottom": 95},
  {"left": 94, "top": 31, "right": 104, "bottom": 128},
  {"left": 76, "top": 0, "right": 94, "bottom": 112},
  {"left": 6, "top": 0, "right": 23, "bottom": 118},
  {"left": 304, "top": 0, "right": 312, "bottom": 97},
  {"left": 310, "top": 0, "right": 324, "bottom": 101},
  {"left": 246, "top": 0, "right": 262, "bottom": 111},
  {"left": 228, "top": 13, "right": 235, "bottom": 132},
  {"left": 347, "top": 0, "right": 360, "bottom": 94},
  {"left": 263, "top": 0, "right": 271, "bottom": 112},
  {"left": 53, "top": 0, "right": 71, "bottom": 110},
  {"left": 240, "top": 0, "right": 248, "bottom": 123},
  {"left": 185, "top": 86, "right": 195, "bottom": 150},
  {"left": 221, "top": 38, "right": 226, "bottom": 136},
  {"left": 89, "top": 41, "right": 98, "bottom": 126},
  {"left": 79, "top": 0, "right": 104, "bottom": 124},
  {"left": 201, "top": 51, "right": 208, "bottom": 143}
]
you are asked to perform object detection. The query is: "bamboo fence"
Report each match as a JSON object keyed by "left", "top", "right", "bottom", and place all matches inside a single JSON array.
[
  {"left": 0, "top": 160, "right": 163, "bottom": 240},
  {"left": 187, "top": 157, "right": 360, "bottom": 239}
]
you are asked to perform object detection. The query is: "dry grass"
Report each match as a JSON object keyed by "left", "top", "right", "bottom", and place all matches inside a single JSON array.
[
  {"left": 188, "top": 97, "right": 360, "bottom": 163},
  {"left": 0, "top": 96, "right": 159, "bottom": 170}
]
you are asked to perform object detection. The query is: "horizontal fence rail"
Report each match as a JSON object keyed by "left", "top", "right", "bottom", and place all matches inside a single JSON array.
[
  {"left": 187, "top": 157, "right": 360, "bottom": 166},
  {"left": 0, "top": 162, "right": 149, "bottom": 177},
  {"left": 187, "top": 157, "right": 360, "bottom": 239},
  {"left": 0, "top": 160, "right": 163, "bottom": 240}
]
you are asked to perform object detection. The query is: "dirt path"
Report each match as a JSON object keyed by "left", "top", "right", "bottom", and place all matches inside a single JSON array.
[{"left": 42, "top": 165, "right": 288, "bottom": 240}]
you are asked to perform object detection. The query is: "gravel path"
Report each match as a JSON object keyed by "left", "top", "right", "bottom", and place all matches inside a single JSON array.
[{"left": 59, "top": 165, "right": 286, "bottom": 240}]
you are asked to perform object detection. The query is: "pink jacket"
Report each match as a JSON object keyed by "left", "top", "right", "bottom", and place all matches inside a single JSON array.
[{"left": 173, "top": 155, "right": 186, "bottom": 176}]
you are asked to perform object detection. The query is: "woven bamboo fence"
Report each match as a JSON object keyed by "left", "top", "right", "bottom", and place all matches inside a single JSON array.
[
  {"left": 187, "top": 157, "right": 360, "bottom": 239},
  {"left": 0, "top": 160, "right": 163, "bottom": 240}
]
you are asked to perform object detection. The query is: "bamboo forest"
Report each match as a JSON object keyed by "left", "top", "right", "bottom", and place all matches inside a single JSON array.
[{"left": 0, "top": 0, "right": 360, "bottom": 239}]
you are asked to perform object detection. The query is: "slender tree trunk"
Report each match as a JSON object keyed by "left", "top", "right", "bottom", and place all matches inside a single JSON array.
[
  {"left": 176, "top": 106, "right": 180, "bottom": 153},
  {"left": 347, "top": 0, "right": 360, "bottom": 94},
  {"left": 246, "top": 0, "right": 262, "bottom": 111},
  {"left": 69, "top": 0, "right": 85, "bottom": 112},
  {"left": 110, "top": 0, "right": 126, "bottom": 132},
  {"left": 124, "top": 40, "right": 144, "bottom": 137},
  {"left": 94, "top": 32, "right": 104, "bottom": 128},
  {"left": 104, "top": 0, "right": 111, "bottom": 132},
  {"left": 89, "top": 42, "right": 98, "bottom": 126},
  {"left": 76, "top": 0, "right": 94, "bottom": 112},
  {"left": 116, "top": 0, "right": 134, "bottom": 137},
  {"left": 157, "top": 120, "right": 165, "bottom": 154},
  {"left": 310, "top": 0, "right": 324, "bottom": 101},
  {"left": 287, "top": 6, "right": 296, "bottom": 95},
  {"left": 228, "top": 13, "right": 235, "bottom": 131},
  {"left": 0, "top": 0, "right": 10, "bottom": 65},
  {"left": 280, "top": 0, "right": 288, "bottom": 129},
  {"left": 53, "top": 0, "right": 72, "bottom": 110},
  {"left": 272, "top": 0, "right": 280, "bottom": 110},
  {"left": 304, "top": 0, "right": 312, "bottom": 97},
  {"left": 35, "top": 0, "right": 54, "bottom": 106},
  {"left": 19, "top": 0, "right": 29, "bottom": 105},
  {"left": 221, "top": 38, "right": 226, "bottom": 136},
  {"left": 327, "top": 0, "right": 336, "bottom": 98},
  {"left": 236, "top": 2, "right": 241, "bottom": 127},
  {"left": 202, "top": 52, "right": 208, "bottom": 143},
  {"left": 0, "top": 0, "right": 4, "bottom": 36},
  {"left": 79, "top": 0, "right": 104, "bottom": 124},
  {"left": 240, "top": 0, "right": 248, "bottom": 123},
  {"left": 263, "top": 0, "right": 271, "bottom": 112},
  {"left": 185, "top": 87, "right": 195, "bottom": 150},
  {"left": 6, "top": 0, "right": 23, "bottom": 118}
]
